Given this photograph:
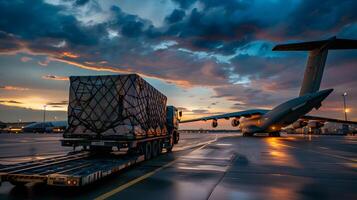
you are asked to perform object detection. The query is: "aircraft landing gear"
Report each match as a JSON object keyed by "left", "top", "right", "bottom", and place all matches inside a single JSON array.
[{"left": 269, "top": 132, "right": 281, "bottom": 137}]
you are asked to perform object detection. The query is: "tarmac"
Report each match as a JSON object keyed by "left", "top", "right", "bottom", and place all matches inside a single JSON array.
[{"left": 0, "top": 133, "right": 356, "bottom": 200}]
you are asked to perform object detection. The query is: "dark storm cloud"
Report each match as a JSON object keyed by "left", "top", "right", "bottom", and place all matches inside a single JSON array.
[
  {"left": 0, "top": 31, "right": 22, "bottom": 53},
  {"left": 0, "top": 0, "right": 101, "bottom": 46},
  {"left": 109, "top": 6, "right": 156, "bottom": 38},
  {"left": 229, "top": 53, "right": 305, "bottom": 90},
  {"left": 165, "top": 0, "right": 357, "bottom": 54},
  {"left": 74, "top": 0, "right": 90, "bottom": 6},
  {"left": 212, "top": 85, "right": 282, "bottom": 109},
  {"left": 171, "top": 0, "right": 196, "bottom": 9},
  {"left": 0, "top": 0, "right": 356, "bottom": 111},
  {"left": 284, "top": 0, "right": 357, "bottom": 38},
  {"left": 165, "top": 9, "right": 185, "bottom": 24},
  {"left": 164, "top": 6, "right": 263, "bottom": 54}
]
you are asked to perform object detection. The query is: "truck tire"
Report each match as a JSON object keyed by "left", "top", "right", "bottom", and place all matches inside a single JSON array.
[
  {"left": 166, "top": 137, "right": 174, "bottom": 153},
  {"left": 158, "top": 140, "right": 163, "bottom": 154},
  {"left": 10, "top": 181, "right": 26, "bottom": 187},
  {"left": 90, "top": 146, "right": 112, "bottom": 154},
  {"left": 152, "top": 140, "right": 158, "bottom": 158},
  {"left": 144, "top": 142, "right": 152, "bottom": 160},
  {"left": 174, "top": 132, "right": 180, "bottom": 144}
]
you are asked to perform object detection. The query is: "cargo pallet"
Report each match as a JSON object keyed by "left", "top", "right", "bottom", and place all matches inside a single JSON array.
[{"left": 0, "top": 151, "right": 144, "bottom": 187}]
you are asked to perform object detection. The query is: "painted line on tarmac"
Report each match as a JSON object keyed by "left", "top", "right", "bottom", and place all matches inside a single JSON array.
[
  {"left": 174, "top": 135, "right": 218, "bottom": 151},
  {"left": 310, "top": 150, "right": 357, "bottom": 163},
  {"left": 280, "top": 141, "right": 356, "bottom": 163},
  {"left": 94, "top": 137, "right": 217, "bottom": 200}
]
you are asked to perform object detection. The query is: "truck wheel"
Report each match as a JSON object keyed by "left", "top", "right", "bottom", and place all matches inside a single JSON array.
[
  {"left": 90, "top": 146, "right": 112, "bottom": 154},
  {"left": 166, "top": 137, "right": 174, "bottom": 153},
  {"left": 144, "top": 142, "right": 152, "bottom": 160},
  {"left": 152, "top": 140, "right": 158, "bottom": 158},
  {"left": 158, "top": 140, "right": 163, "bottom": 154},
  {"left": 10, "top": 181, "right": 26, "bottom": 187},
  {"left": 174, "top": 132, "right": 180, "bottom": 144}
]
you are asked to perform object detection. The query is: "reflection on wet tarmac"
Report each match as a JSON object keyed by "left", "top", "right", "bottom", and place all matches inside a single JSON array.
[
  {"left": 263, "top": 137, "right": 301, "bottom": 168},
  {"left": 0, "top": 133, "right": 356, "bottom": 200}
]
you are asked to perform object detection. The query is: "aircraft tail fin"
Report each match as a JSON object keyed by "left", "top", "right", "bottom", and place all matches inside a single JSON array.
[{"left": 273, "top": 36, "right": 357, "bottom": 96}]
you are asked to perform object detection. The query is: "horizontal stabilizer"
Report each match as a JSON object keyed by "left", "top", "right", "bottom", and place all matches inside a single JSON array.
[{"left": 273, "top": 37, "right": 357, "bottom": 51}]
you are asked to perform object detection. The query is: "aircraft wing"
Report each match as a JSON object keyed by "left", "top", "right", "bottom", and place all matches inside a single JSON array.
[
  {"left": 300, "top": 115, "right": 357, "bottom": 125},
  {"left": 180, "top": 109, "right": 269, "bottom": 123}
]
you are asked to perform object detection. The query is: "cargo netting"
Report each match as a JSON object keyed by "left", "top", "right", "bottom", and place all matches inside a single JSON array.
[{"left": 66, "top": 74, "right": 167, "bottom": 139}]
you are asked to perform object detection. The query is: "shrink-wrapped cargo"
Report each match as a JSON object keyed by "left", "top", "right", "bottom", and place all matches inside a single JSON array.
[{"left": 66, "top": 74, "right": 167, "bottom": 139}]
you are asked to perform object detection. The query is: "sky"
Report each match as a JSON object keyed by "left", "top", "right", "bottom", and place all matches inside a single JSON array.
[{"left": 0, "top": 0, "right": 356, "bottom": 129}]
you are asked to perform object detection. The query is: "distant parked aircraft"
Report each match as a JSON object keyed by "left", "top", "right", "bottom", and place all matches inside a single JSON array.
[
  {"left": 181, "top": 37, "right": 357, "bottom": 136},
  {"left": 22, "top": 121, "right": 67, "bottom": 133}
]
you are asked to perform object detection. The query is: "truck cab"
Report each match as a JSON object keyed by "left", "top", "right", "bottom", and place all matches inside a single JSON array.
[{"left": 166, "top": 106, "right": 182, "bottom": 144}]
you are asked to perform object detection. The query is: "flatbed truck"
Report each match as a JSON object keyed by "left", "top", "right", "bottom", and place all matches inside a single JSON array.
[
  {"left": 0, "top": 105, "right": 181, "bottom": 187},
  {"left": 0, "top": 74, "right": 182, "bottom": 187},
  {"left": 0, "top": 152, "right": 144, "bottom": 187}
]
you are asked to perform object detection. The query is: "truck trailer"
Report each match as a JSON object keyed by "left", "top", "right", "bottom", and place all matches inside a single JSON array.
[{"left": 0, "top": 74, "right": 182, "bottom": 187}]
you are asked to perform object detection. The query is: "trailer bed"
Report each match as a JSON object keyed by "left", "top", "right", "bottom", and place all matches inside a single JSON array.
[{"left": 0, "top": 152, "right": 144, "bottom": 187}]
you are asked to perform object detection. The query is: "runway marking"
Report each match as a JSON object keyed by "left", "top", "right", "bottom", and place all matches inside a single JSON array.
[
  {"left": 94, "top": 136, "right": 217, "bottom": 200},
  {"left": 173, "top": 136, "right": 217, "bottom": 151},
  {"left": 314, "top": 151, "right": 357, "bottom": 163},
  {"left": 280, "top": 139, "right": 357, "bottom": 163}
]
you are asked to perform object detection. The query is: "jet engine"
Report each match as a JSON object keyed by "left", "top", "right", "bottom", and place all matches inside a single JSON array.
[
  {"left": 212, "top": 119, "right": 218, "bottom": 128},
  {"left": 292, "top": 120, "right": 308, "bottom": 129},
  {"left": 307, "top": 120, "right": 324, "bottom": 128},
  {"left": 231, "top": 118, "right": 240, "bottom": 127}
]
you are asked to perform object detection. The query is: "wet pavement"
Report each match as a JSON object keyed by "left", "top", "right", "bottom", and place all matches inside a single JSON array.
[{"left": 0, "top": 133, "right": 356, "bottom": 200}]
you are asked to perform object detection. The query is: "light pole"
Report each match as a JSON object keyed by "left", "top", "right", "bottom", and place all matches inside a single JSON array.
[{"left": 342, "top": 92, "right": 348, "bottom": 121}]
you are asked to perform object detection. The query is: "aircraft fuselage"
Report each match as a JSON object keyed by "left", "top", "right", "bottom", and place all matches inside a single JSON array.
[{"left": 240, "top": 89, "right": 333, "bottom": 134}]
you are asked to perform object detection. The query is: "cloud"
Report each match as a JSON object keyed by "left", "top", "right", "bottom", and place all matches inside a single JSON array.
[
  {"left": 191, "top": 109, "right": 209, "bottom": 114},
  {"left": 171, "top": 0, "right": 197, "bottom": 9},
  {"left": 74, "top": 0, "right": 90, "bottom": 6},
  {"left": 42, "top": 75, "right": 69, "bottom": 81},
  {"left": 20, "top": 56, "right": 32, "bottom": 62},
  {"left": 0, "top": 0, "right": 101, "bottom": 46},
  {"left": 0, "top": 31, "right": 23, "bottom": 53},
  {"left": 46, "top": 100, "right": 68, "bottom": 106},
  {"left": 0, "top": 0, "right": 356, "bottom": 115},
  {"left": 0, "top": 85, "right": 29, "bottom": 91},
  {"left": 176, "top": 107, "right": 190, "bottom": 112},
  {"left": 165, "top": 9, "right": 185, "bottom": 24},
  {"left": 0, "top": 100, "right": 23, "bottom": 104}
]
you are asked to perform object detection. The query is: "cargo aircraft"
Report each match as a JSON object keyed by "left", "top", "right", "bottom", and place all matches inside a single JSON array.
[{"left": 181, "top": 37, "right": 357, "bottom": 136}]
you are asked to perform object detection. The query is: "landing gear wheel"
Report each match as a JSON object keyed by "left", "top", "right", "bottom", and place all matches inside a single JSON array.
[
  {"left": 152, "top": 140, "right": 159, "bottom": 158},
  {"left": 269, "top": 132, "right": 281, "bottom": 137},
  {"left": 243, "top": 132, "right": 254, "bottom": 137},
  {"left": 144, "top": 142, "right": 152, "bottom": 160}
]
